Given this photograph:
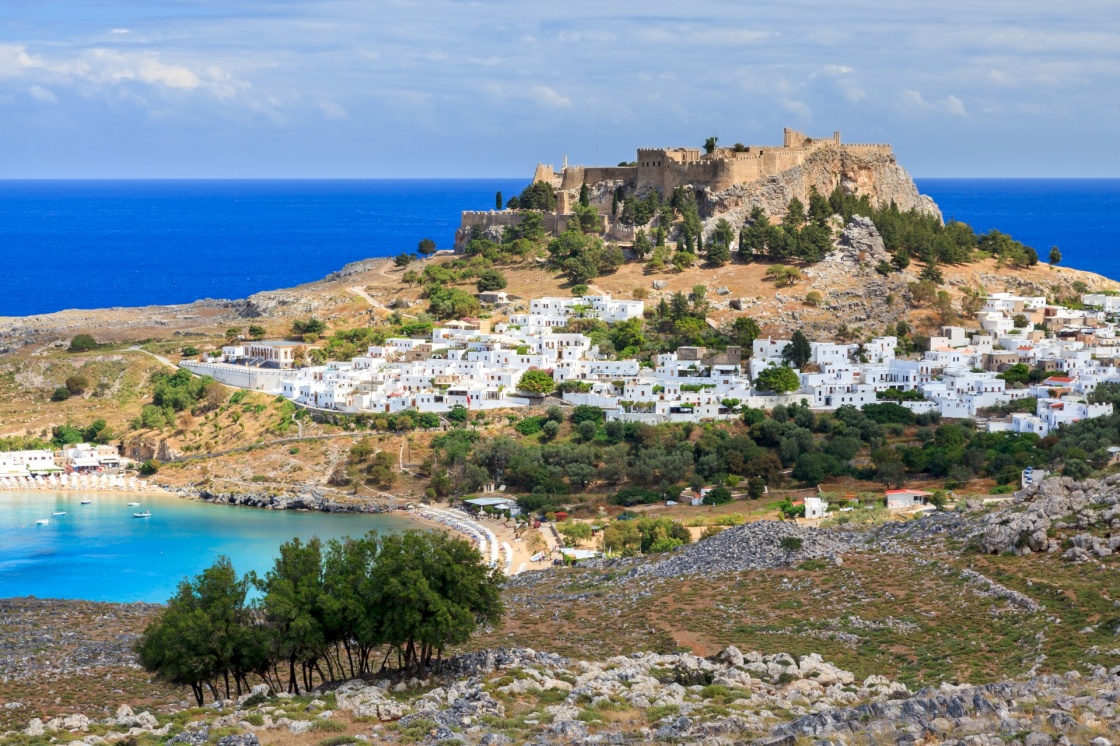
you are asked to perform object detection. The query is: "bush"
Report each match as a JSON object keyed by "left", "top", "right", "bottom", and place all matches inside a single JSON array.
[
  {"left": 139, "top": 459, "right": 161, "bottom": 476},
  {"left": 514, "top": 416, "right": 544, "bottom": 436},
  {"left": 64, "top": 374, "right": 91, "bottom": 395},
  {"left": 51, "top": 386, "right": 71, "bottom": 402},
  {"left": 610, "top": 486, "right": 662, "bottom": 506},
  {"left": 702, "top": 486, "right": 732, "bottom": 505},
  {"left": 476, "top": 269, "right": 508, "bottom": 292},
  {"left": 518, "top": 369, "right": 555, "bottom": 396},
  {"left": 181, "top": 346, "right": 200, "bottom": 356},
  {"left": 69, "top": 334, "right": 98, "bottom": 352},
  {"left": 570, "top": 405, "right": 605, "bottom": 424},
  {"left": 311, "top": 720, "right": 347, "bottom": 733}
]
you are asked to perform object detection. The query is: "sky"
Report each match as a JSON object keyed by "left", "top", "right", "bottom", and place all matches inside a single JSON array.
[{"left": 1, "top": 1, "right": 1118, "bottom": 178}]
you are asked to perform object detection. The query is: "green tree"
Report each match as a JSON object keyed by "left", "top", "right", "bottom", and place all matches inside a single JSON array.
[
  {"left": 394, "top": 252, "right": 415, "bottom": 267},
  {"left": 702, "top": 486, "right": 732, "bottom": 505},
  {"left": 756, "top": 365, "right": 800, "bottom": 394},
  {"left": 703, "top": 136, "right": 718, "bottom": 155},
  {"left": 51, "top": 387, "right": 71, "bottom": 402},
  {"left": 370, "top": 530, "right": 504, "bottom": 674},
  {"left": 69, "top": 334, "right": 98, "bottom": 352},
  {"left": 418, "top": 238, "right": 438, "bottom": 258},
  {"left": 785, "top": 197, "right": 807, "bottom": 230},
  {"left": 579, "top": 183, "right": 590, "bottom": 208},
  {"left": 427, "top": 286, "right": 481, "bottom": 320},
  {"left": 248, "top": 325, "right": 267, "bottom": 340},
  {"left": 730, "top": 317, "right": 762, "bottom": 348},
  {"left": 495, "top": 191, "right": 503, "bottom": 210},
  {"left": 64, "top": 374, "right": 90, "bottom": 395},
  {"left": 518, "top": 181, "right": 557, "bottom": 211},
  {"left": 782, "top": 331, "right": 813, "bottom": 370},
  {"left": 1049, "top": 246, "right": 1061, "bottom": 268},
  {"left": 256, "top": 537, "right": 326, "bottom": 694},
  {"left": 476, "top": 269, "right": 508, "bottom": 292},
  {"left": 518, "top": 369, "right": 555, "bottom": 396},
  {"left": 707, "top": 219, "right": 734, "bottom": 266},
  {"left": 632, "top": 229, "right": 653, "bottom": 260},
  {"left": 137, "top": 557, "right": 265, "bottom": 705}
]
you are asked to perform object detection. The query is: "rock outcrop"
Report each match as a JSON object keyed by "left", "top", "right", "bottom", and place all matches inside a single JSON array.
[
  {"left": 12, "top": 646, "right": 1119, "bottom": 746},
  {"left": 701, "top": 146, "right": 941, "bottom": 231},
  {"left": 979, "top": 475, "right": 1120, "bottom": 556}
]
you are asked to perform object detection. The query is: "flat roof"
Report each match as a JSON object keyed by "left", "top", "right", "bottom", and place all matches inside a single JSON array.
[{"left": 464, "top": 497, "right": 516, "bottom": 507}]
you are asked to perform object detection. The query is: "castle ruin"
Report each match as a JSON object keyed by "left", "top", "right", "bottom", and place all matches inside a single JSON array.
[{"left": 456, "top": 128, "right": 934, "bottom": 249}]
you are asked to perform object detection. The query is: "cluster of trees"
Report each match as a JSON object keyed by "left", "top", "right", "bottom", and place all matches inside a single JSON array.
[
  {"left": 546, "top": 230, "right": 625, "bottom": 285},
  {"left": 328, "top": 436, "right": 399, "bottom": 489},
  {"left": 419, "top": 396, "right": 1064, "bottom": 512},
  {"left": 0, "top": 420, "right": 116, "bottom": 453},
  {"left": 426, "top": 285, "right": 481, "bottom": 320},
  {"left": 137, "top": 531, "right": 503, "bottom": 705},
  {"left": 290, "top": 318, "right": 327, "bottom": 341},
  {"left": 601, "top": 516, "right": 692, "bottom": 556},
  {"left": 740, "top": 200, "right": 832, "bottom": 263},
  {"left": 133, "top": 369, "right": 223, "bottom": 430}
]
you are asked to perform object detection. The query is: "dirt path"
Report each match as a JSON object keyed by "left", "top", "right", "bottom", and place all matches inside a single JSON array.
[{"left": 126, "top": 346, "right": 178, "bottom": 370}]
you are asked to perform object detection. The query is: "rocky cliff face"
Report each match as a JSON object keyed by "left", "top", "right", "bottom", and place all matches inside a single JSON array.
[{"left": 700, "top": 147, "right": 941, "bottom": 230}]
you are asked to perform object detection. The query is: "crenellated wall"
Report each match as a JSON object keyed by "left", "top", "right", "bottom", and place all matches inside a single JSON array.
[{"left": 464, "top": 129, "right": 930, "bottom": 245}]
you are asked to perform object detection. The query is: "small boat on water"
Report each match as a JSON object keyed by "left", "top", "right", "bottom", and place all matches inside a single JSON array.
[
  {"left": 127, "top": 502, "right": 140, "bottom": 507},
  {"left": 52, "top": 511, "right": 67, "bottom": 516},
  {"left": 35, "top": 518, "right": 49, "bottom": 525},
  {"left": 133, "top": 511, "right": 151, "bottom": 518},
  {"left": 80, "top": 500, "right": 92, "bottom": 505}
]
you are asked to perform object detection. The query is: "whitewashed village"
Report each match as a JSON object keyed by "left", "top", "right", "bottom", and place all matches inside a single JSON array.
[{"left": 180, "top": 289, "right": 1120, "bottom": 441}]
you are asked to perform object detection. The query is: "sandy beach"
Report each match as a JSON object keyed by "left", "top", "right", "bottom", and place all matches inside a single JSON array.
[{"left": 405, "top": 501, "right": 557, "bottom": 575}]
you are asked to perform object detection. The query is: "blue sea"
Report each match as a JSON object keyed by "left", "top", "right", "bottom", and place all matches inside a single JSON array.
[
  {"left": 0, "top": 490, "right": 414, "bottom": 603},
  {"left": 0, "top": 178, "right": 1118, "bottom": 317},
  {"left": 0, "top": 179, "right": 526, "bottom": 317}
]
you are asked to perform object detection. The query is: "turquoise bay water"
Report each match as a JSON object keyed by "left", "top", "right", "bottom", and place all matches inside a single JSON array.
[{"left": 0, "top": 491, "right": 414, "bottom": 603}]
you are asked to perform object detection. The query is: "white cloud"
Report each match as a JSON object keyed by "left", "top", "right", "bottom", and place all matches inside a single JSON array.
[
  {"left": 902, "top": 90, "right": 966, "bottom": 116},
  {"left": 527, "top": 85, "right": 571, "bottom": 108},
  {"left": 944, "top": 94, "right": 966, "bottom": 116},
  {"left": 0, "top": 43, "right": 243, "bottom": 97},
  {"left": 28, "top": 84, "right": 57, "bottom": 103},
  {"left": 318, "top": 100, "right": 347, "bottom": 120},
  {"left": 110, "top": 28, "right": 130, "bottom": 35}
]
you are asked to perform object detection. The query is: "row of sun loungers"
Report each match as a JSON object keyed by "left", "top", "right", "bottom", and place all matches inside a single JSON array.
[
  {"left": 0, "top": 473, "right": 151, "bottom": 491},
  {"left": 414, "top": 506, "right": 518, "bottom": 574}
]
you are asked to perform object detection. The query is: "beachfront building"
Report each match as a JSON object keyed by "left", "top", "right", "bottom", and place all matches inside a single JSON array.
[
  {"left": 0, "top": 449, "right": 58, "bottom": 477},
  {"left": 60, "top": 443, "right": 121, "bottom": 471}
]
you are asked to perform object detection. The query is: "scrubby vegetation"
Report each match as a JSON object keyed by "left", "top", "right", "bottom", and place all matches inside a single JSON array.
[{"left": 414, "top": 396, "right": 1095, "bottom": 514}]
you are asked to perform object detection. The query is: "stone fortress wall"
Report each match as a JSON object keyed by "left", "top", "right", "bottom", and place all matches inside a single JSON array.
[
  {"left": 533, "top": 129, "right": 893, "bottom": 196},
  {"left": 456, "top": 128, "right": 921, "bottom": 250}
]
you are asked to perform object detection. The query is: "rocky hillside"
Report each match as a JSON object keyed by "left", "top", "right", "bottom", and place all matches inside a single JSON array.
[
  {"left": 2, "top": 476, "right": 1120, "bottom": 744},
  {"left": 702, "top": 145, "right": 942, "bottom": 227},
  {"left": 4, "top": 644, "right": 1118, "bottom": 745}
]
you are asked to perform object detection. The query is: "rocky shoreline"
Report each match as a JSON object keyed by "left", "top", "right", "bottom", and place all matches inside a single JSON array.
[{"left": 168, "top": 485, "right": 401, "bottom": 514}]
